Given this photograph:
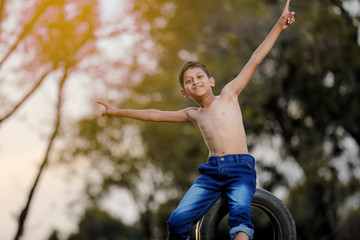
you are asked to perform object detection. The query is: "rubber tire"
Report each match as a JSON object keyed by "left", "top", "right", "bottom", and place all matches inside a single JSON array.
[{"left": 190, "top": 188, "right": 296, "bottom": 240}]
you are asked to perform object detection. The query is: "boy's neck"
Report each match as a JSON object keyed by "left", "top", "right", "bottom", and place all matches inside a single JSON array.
[{"left": 196, "top": 94, "right": 216, "bottom": 108}]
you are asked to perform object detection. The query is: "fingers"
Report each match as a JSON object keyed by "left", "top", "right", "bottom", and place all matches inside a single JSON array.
[
  {"left": 97, "top": 100, "right": 109, "bottom": 117},
  {"left": 286, "top": 18, "right": 295, "bottom": 26},
  {"left": 97, "top": 100, "right": 113, "bottom": 117},
  {"left": 285, "top": 0, "right": 290, "bottom": 11},
  {"left": 286, "top": 12, "right": 295, "bottom": 25},
  {"left": 97, "top": 100, "right": 108, "bottom": 108}
]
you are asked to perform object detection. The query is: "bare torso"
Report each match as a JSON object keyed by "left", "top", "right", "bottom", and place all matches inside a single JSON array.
[{"left": 188, "top": 94, "right": 248, "bottom": 156}]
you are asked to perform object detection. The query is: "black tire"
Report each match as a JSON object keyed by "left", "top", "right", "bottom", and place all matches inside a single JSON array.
[{"left": 190, "top": 188, "right": 296, "bottom": 240}]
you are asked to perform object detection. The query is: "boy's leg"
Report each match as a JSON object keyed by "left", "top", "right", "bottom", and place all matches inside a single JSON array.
[
  {"left": 223, "top": 157, "right": 257, "bottom": 240},
  {"left": 167, "top": 173, "right": 221, "bottom": 240},
  {"left": 227, "top": 182, "right": 255, "bottom": 240},
  {"left": 234, "top": 232, "right": 250, "bottom": 240}
]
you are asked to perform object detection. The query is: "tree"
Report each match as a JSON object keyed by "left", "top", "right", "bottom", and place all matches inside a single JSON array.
[
  {"left": 1, "top": 0, "right": 163, "bottom": 239},
  {"left": 0, "top": 1, "right": 101, "bottom": 239},
  {"left": 47, "top": 230, "right": 60, "bottom": 240},
  {"left": 66, "top": 207, "right": 141, "bottom": 240},
  {"left": 336, "top": 206, "right": 360, "bottom": 240},
  {"left": 14, "top": 69, "right": 68, "bottom": 240}
]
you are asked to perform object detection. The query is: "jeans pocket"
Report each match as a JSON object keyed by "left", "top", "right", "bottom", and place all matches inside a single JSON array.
[
  {"left": 198, "top": 164, "right": 217, "bottom": 175},
  {"left": 198, "top": 164, "right": 207, "bottom": 174},
  {"left": 246, "top": 162, "right": 257, "bottom": 178}
]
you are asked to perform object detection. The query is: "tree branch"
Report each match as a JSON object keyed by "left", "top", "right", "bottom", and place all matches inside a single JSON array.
[
  {"left": 0, "top": 68, "right": 53, "bottom": 125},
  {"left": 0, "top": 0, "right": 52, "bottom": 68},
  {"left": 0, "top": 0, "right": 7, "bottom": 28},
  {"left": 13, "top": 68, "right": 68, "bottom": 240}
]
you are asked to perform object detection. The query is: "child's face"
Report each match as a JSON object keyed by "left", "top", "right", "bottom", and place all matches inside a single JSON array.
[{"left": 181, "top": 67, "right": 215, "bottom": 98}]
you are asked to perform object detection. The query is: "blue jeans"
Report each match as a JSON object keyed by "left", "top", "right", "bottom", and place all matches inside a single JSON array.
[{"left": 167, "top": 154, "right": 257, "bottom": 240}]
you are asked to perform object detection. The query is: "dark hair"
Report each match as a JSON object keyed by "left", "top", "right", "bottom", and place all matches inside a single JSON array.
[{"left": 178, "top": 61, "right": 211, "bottom": 89}]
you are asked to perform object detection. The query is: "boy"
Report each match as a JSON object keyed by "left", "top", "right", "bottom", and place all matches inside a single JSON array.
[{"left": 97, "top": 1, "right": 295, "bottom": 239}]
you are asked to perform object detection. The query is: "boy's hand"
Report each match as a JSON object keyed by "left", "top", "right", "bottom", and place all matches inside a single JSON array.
[
  {"left": 97, "top": 100, "right": 116, "bottom": 117},
  {"left": 278, "top": 0, "right": 295, "bottom": 30}
]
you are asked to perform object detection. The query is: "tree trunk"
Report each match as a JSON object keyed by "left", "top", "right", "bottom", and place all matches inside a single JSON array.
[{"left": 13, "top": 69, "right": 68, "bottom": 240}]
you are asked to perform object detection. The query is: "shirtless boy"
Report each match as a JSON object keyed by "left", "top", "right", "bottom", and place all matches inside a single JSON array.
[{"left": 98, "top": 1, "right": 295, "bottom": 239}]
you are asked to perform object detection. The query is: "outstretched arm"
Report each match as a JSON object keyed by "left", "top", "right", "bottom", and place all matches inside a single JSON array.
[
  {"left": 97, "top": 100, "right": 192, "bottom": 123},
  {"left": 222, "top": 0, "right": 295, "bottom": 96}
]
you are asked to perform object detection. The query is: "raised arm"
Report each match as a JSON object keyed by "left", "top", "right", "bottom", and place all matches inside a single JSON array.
[
  {"left": 97, "top": 100, "right": 193, "bottom": 123},
  {"left": 222, "top": 0, "right": 295, "bottom": 96}
]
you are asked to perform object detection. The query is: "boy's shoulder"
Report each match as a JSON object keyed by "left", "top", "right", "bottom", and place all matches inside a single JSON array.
[
  {"left": 184, "top": 107, "right": 199, "bottom": 113},
  {"left": 182, "top": 107, "right": 199, "bottom": 121}
]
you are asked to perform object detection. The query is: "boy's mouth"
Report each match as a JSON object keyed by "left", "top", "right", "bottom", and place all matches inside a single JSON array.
[{"left": 193, "top": 85, "right": 203, "bottom": 91}]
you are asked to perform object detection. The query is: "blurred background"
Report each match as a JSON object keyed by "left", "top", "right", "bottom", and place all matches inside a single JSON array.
[{"left": 0, "top": 0, "right": 359, "bottom": 239}]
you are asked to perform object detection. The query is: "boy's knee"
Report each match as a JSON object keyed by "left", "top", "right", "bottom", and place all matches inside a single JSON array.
[
  {"left": 167, "top": 221, "right": 188, "bottom": 240},
  {"left": 167, "top": 210, "right": 182, "bottom": 228},
  {"left": 167, "top": 211, "right": 191, "bottom": 240}
]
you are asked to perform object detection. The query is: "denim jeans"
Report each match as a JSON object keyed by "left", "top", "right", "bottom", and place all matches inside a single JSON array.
[{"left": 167, "top": 154, "right": 257, "bottom": 240}]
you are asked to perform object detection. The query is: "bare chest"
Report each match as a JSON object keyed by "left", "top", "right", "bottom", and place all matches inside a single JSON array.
[{"left": 194, "top": 98, "right": 243, "bottom": 133}]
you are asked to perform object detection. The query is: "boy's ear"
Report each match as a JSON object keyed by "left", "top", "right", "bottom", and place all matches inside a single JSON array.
[
  {"left": 181, "top": 89, "right": 189, "bottom": 98},
  {"left": 210, "top": 77, "right": 215, "bottom": 87}
]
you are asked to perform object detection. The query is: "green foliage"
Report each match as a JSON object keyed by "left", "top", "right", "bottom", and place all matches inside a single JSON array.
[
  {"left": 47, "top": 230, "right": 60, "bottom": 240},
  {"left": 33, "top": 0, "right": 98, "bottom": 67},
  {"left": 66, "top": 208, "right": 141, "bottom": 240},
  {"left": 336, "top": 206, "right": 360, "bottom": 240}
]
